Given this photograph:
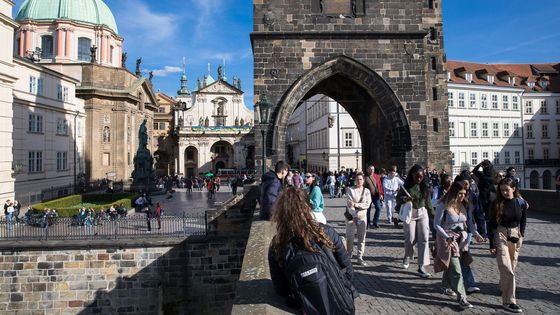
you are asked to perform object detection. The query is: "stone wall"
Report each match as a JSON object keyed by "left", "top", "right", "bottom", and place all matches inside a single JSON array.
[
  {"left": 520, "top": 189, "right": 560, "bottom": 215},
  {"left": 252, "top": 0, "right": 450, "bottom": 172},
  {"left": 0, "top": 186, "right": 260, "bottom": 314}
]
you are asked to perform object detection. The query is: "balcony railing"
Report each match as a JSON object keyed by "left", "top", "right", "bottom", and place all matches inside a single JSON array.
[{"left": 524, "top": 159, "right": 560, "bottom": 167}]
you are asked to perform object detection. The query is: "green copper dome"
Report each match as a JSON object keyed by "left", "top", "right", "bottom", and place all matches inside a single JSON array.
[{"left": 16, "top": 0, "right": 119, "bottom": 34}]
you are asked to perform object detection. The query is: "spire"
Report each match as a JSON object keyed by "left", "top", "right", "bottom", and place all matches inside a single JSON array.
[
  {"left": 207, "top": 63, "right": 211, "bottom": 75},
  {"left": 222, "top": 58, "right": 227, "bottom": 81},
  {"left": 177, "top": 57, "right": 190, "bottom": 96}
]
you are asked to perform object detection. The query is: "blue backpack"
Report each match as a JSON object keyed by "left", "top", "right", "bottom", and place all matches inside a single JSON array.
[{"left": 283, "top": 239, "right": 357, "bottom": 315}]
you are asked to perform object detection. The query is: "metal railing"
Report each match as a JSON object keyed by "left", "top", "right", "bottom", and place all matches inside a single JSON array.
[{"left": 0, "top": 214, "right": 206, "bottom": 241}]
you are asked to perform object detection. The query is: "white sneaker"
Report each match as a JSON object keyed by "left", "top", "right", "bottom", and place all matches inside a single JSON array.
[
  {"left": 466, "top": 286, "right": 481, "bottom": 294},
  {"left": 357, "top": 258, "right": 368, "bottom": 266},
  {"left": 402, "top": 257, "right": 410, "bottom": 269}
]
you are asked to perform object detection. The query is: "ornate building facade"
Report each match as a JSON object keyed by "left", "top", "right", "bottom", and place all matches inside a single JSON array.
[
  {"left": 153, "top": 92, "right": 177, "bottom": 176},
  {"left": 174, "top": 67, "right": 254, "bottom": 178},
  {"left": 14, "top": 0, "right": 159, "bottom": 186}
]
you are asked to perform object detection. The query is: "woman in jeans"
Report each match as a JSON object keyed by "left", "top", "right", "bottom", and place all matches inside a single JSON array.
[
  {"left": 488, "top": 178, "right": 528, "bottom": 314},
  {"left": 346, "top": 172, "right": 372, "bottom": 266},
  {"left": 434, "top": 182, "right": 485, "bottom": 308},
  {"left": 396, "top": 165, "right": 433, "bottom": 278}
]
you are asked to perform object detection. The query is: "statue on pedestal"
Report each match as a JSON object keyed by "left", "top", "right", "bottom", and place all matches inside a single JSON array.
[{"left": 131, "top": 119, "right": 156, "bottom": 191}]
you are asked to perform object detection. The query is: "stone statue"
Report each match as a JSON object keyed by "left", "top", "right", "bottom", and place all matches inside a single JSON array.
[
  {"left": 351, "top": 0, "right": 357, "bottom": 17},
  {"left": 90, "top": 45, "right": 97, "bottom": 63},
  {"left": 131, "top": 118, "right": 155, "bottom": 191},
  {"left": 328, "top": 115, "right": 335, "bottom": 128},
  {"left": 237, "top": 78, "right": 242, "bottom": 90},
  {"left": 197, "top": 77, "right": 202, "bottom": 90},
  {"left": 217, "top": 65, "right": 223, "bottom": 80},
  {"left": 138, "top": 119, "right": 148, "bottom": 148},
  {"left": 148, "top": 71, "right": 154, "bottom": 82},
  {"left": 103, "top": 126, "right": 111, "bottom": 142},
  {"left": 204, "top": 117, "right": 209, "bottom": 127},
  {"left": 121, "top": 52, "right": 127, "bottom": 68},
  {"left": 320, "top": 0, "right": 324, "bottom": 13},
  {"left": 135, "top": 58, "right": 142, "bottom": 76},
  {"left": 199, "top": 117, "right": 204, "bottom": 126}
]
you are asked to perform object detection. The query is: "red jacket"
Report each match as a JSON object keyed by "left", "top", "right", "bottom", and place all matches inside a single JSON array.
[{"left": 365, "top": 173, "right": 384, "bottom": 199}]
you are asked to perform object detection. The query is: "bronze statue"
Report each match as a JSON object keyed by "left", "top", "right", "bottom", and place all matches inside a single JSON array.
[
  {"left": 121, "top": 52, "right": 127, "bottom": 68},
  {"left": 135, "top": 58, "right": 142, "bottom": 76},
  {"left": 90, "top": 45, "right": 97, "bottom": 63},
  {"left": 138, "top": 119, "right": 148, "bottom": 148}
]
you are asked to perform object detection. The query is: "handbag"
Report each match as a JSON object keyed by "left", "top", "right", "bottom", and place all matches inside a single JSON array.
[
  {"left": 344, "top": 187, "right": 366, "bottom": 221},
  {"left": 398, "top": 185, "right": 413, "bottom": 224}
]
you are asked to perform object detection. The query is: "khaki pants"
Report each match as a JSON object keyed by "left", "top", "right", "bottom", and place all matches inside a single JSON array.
[
  {"left": 403, "top": 208, "right": 430, "bottom": 267},
  {"left": 442, "top": 256, "right": 466, "bottom": 298},
  {"left": 346, "top": 210, "right": 367, "bottom": 259},
  {"left": 495, "top": 226, "right": 523, "bottom": 305}
]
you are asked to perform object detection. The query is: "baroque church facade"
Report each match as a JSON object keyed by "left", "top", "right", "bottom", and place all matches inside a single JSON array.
[
  {"left": 8, "top": 0, "right": 158, "bottom": 201},
  {"left": 174, "top": 67, "right": 255, "bottom": 178}
]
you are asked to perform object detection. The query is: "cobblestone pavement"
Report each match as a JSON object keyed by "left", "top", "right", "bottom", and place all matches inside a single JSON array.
[{"left": 323, "top": 196, "right": 560, "bottom": 314}]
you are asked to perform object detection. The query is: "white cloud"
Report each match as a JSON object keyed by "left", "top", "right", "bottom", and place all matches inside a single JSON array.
[
  {"left": 192, "top": 0, "right": 224, "bottom": 39},
  {"left": 117, "top": 0, "right": 178, "bottom": 43},
  {"left": 147, "top": 66, "right": 183, "bottom": 77}
]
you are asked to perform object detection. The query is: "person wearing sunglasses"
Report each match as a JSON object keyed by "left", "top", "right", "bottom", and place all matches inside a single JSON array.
[{"left": 305, "top": 173, "right": 326, "bottom": 224}]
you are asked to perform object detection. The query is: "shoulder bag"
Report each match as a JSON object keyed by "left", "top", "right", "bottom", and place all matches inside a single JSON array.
[{"left": 344, "top": 188, "right": 366, "bottom": 221}]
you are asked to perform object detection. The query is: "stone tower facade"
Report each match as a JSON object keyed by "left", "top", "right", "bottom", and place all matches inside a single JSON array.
[{"left": 252, "top": 0, "right": 450, "bottom": 173}]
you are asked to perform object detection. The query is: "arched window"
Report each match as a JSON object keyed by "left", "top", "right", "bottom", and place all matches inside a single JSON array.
[
  {"left": 543, "top": 170, "right": 552, "bottom": 190},
  {"left": 103, "top": 126, "right": 111, "bottom": 143},
  {"left": 41, "top": 35, "right": 54, "bottom": 59},
  {"left": 78, "top": 37, "right": 92, "bottom": 62},
  {"left": 530, "top": 171, "right": 539, "bottom": 189}
]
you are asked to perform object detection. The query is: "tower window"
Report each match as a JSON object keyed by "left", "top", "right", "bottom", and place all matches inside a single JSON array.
[
  {"left": 78, "top": 37, "right": 92, "bottom": 62},
  {"left": 41, "top": 35, "right": 54, "bottom": 59}
]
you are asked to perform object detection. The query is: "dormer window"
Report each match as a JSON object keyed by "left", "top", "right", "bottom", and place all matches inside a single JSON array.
[
  {"left": 528, "top": 81, "right": 535, "bottom": 89},
  {"left": 487, "top": 75, "right": 494, "bottom": 85},
  {"left": 446, "top": 71, "right": 451, "bottom": 81},
  {"left": 465, "top": 73, "right": 473, "bottom": 83},
  {"left": 508, "top": 76, "right": 516, "bottom": 86},
  {"left": 539, "top": 80, "right": 549, "bottom": 90}
]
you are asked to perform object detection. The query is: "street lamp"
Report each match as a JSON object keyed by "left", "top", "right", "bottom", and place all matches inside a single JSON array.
[
  {"left": 355, "top": 150, "right": 360, "bottom": 170},
  {"left": 258, "top": 95, "right": 272, "bottom": 175}
]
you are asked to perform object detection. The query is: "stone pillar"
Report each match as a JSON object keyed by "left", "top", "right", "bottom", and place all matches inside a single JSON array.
[
  {"left": 25, "top": 29, "right": 33, "bottom": 54},
  {"left": 65, "top": 29, "right": 71, "bottom": 57},
  {"left": 56, "top": 28, "right": 64, "bottom": 58},
  {"left": 177, "top": 145, "right": 184, "bottom": 176},
  {"left": 100, "top": 33, "right": 106, "bottom": 63}
]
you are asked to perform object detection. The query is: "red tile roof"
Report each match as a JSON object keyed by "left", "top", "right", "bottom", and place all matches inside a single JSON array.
[{"left": 445, "top": 60, "right": 560, "bottom": 93}]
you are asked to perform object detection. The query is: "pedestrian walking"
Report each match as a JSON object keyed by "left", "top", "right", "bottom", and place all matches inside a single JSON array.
[
  {"left": 488, "top": 177, "right": 528, "bottom": 313},
  {"left": 327, "top": 172, "right": 336, "bottom": 198},
  {"left": 154, "top": 202, "right": 163, "bottom": 230},
  {"left": 345, "top": 172, "right": 372, "bottom": 266},
  {"left": 231, "top": 176, "right": 238, "bottom": 195},
  {"left": 5, "top": 201, "right": 14, "bottom": 231},
  {"left": 305, "top": 172, "right": 326, "bottom": 224},
  {"left": 215, "top": 176, "right": 221, "bottom": 191},
  {"left": 433, "top": 182, "right": 485, "bottom": 309},
  {"left": 13, "top": 200, "right": 21, "bottom": 224},
  {"left": 207, "top": 178, "right": 216, "bottom": 200},
  {"left": 145, "top": 205, "right": 152, "bottom": 232},
  {"left": 396, "top": 164, "right": 433, "bottom": 278},
  {"left": 364, "top": 165, "right": 383, "bottom": 229},
  {"left": 383, "top": 166, "right": 403, "bottom": 225}
]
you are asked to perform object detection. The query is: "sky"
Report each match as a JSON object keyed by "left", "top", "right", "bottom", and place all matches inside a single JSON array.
[{"left": 12, "top": 0, "right": 560, "bottom": 109}]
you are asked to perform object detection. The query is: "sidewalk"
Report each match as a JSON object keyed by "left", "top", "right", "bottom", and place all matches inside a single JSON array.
[{"left": 323, "top": 196, "right": 560, "bottom": 314}]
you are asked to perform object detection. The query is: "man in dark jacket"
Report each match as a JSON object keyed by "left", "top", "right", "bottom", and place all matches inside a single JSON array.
[
  {"left": 473, "top": 160, "right": 495, "bottom": 237},
  {"left": 260, "top": 161, "right": 289, "bottom": 220}
]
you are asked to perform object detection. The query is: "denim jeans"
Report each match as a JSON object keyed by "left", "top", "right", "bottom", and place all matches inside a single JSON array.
[
  {"left": 328, "top": 185, "right": 335, "bottom": 198},
  {"left": 370, "top": 197, "right": 382, "bottom": 225}
]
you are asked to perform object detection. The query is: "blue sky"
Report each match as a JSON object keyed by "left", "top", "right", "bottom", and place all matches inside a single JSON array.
[{"left": 12, "top": 0, "right": 560, "bottom": 108}]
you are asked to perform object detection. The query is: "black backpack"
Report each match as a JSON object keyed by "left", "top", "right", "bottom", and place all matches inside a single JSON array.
[{"left": 283, "top": 238, "right": 356, "bottom": 315}]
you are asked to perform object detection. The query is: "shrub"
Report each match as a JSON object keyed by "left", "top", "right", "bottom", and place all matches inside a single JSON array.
[{"left": 32, "top": 193, "right": 135, "bottom": 217}]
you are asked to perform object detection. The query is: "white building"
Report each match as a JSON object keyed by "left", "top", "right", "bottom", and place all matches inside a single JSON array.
[
  {"left": 446, "top": 61, "right": 525, "bottom": 182},
  {"left": 446, "top": 61, "right": 560, "bottom": 189},
  {"left": 11, "top": 57, "right": 86, "bottom": 204},
  {"left": 0, "top": 0, "right": 18, "bottom": 201},
  {"left": 286, "top": 94, "right": 362, "bottom": 173},
  {"left": 497, "top": 64, "right": 560, "bottom": 189},
  {"left": 174, "top": 67, "right": 255, "bottom": 177}
]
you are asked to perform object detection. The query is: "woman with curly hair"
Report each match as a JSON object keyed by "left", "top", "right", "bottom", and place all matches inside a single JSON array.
[
  {"left": 488, "top": 177, "right": 528, "bottom": 313},
  {"left": 268, "top": 187, "right": 354, "bottom": 313},
  {"left": 396, "top": 164, "right": 434, "bottom": 278}
]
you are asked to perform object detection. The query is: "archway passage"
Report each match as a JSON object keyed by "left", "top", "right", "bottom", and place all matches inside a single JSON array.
[
  {"left": 184, "top": 146, "right": 198, "bottom": 178},
  {"left": 269, "top": 56, "right": 412, "bottom": 171},
  {"left": 530, "top": 170, "right": 539, "bottom": 189},
  {"left": 210, "top": 141, "right": 234, "bottom": 173}
]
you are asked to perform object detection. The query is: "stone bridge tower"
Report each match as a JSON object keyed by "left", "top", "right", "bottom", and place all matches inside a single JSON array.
[{"left": 252, "top": 0, "right": 450, "bottom": 174}]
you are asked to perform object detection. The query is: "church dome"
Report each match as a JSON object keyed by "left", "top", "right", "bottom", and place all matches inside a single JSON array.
[{"left": 16, "top": 0, "right": 119, "bottom": 34}]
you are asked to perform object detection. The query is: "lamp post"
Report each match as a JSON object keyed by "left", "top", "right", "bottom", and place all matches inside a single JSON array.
[
  {"left": 258, "top": 95, "right": 271, "bottom": 175},
  {"left": 355, "top": 150, "right": 360, "bottom": 170}
]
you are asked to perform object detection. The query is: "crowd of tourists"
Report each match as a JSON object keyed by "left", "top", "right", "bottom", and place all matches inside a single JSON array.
[{"left": 263, "top": 159, "right": 529, "bottom": 314}]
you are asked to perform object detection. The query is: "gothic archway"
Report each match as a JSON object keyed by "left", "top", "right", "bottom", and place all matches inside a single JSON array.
[
  {"left": 184, "top": 146, "right": 198, "bottom": 178},
  {"left": 268, "top": 55, "right": 412, "bottom": 171}
]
